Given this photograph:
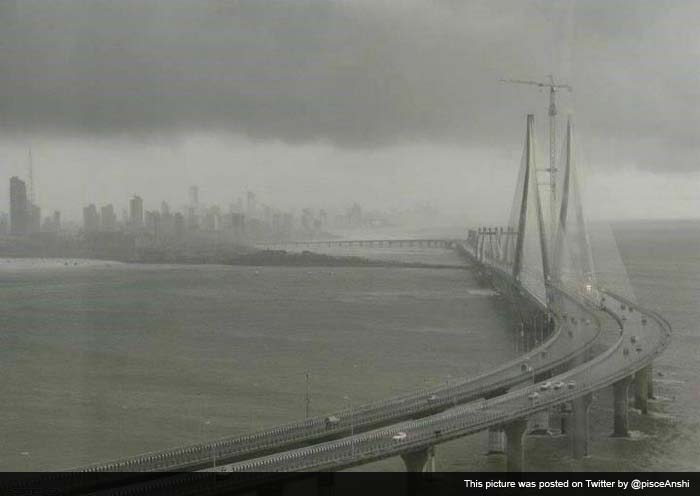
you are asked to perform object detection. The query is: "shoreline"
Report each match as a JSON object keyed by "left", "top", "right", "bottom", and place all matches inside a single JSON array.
[{"left": 0, "top": 250, "right": 469, "bottom": 271}]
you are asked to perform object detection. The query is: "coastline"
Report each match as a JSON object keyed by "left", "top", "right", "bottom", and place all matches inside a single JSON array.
[{"left": 0, "top": 249, "right": 468, "bottom": 270}]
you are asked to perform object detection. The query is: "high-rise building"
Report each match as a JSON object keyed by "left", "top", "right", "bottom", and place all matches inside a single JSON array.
[
  {"left": 83, "top": 204, "right": 100, "bottom": 232},
  {"left": 189, "top": 186, "right": 199, "bottom": 206},
  {"left": 348, "top": 203, "right": 363, "bottom": 228},
  {"left": 9, "top": 177, "right": 29, "bottom": 236},
  {"left": 100, "top": 204, "right": 117, "bottom": 231},
  {"left": 301, "top": 208, "right": 313, "bottom": 232},
  {"left": 187, "top": 206, "right": 199, "bottom": 230},
  {"left": 0, "top": 212, "right": 9, "bottom": 236},
  {"left": 53, "top": 211, "right": 61, "bottom": 232},
  {"left": 129, "top": 195, "right": 144, "bottom": 228},
  {"left": 173, "top": 212, "right": 185, "bottom": 238},
  {"left": 201, "top": 206, "right": 222, "bottom": 231},
  {"left": 30, "top": 204, "right": 41, "bottom": 233},
  {"left": 145, "top": 211, "right": 161, "bottom": 239},
  {"left": 230, "top": 212, "right": 245, "bottom": 238}
]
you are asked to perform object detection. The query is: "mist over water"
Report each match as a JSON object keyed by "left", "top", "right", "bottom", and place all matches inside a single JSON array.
[{"left": 0, "top": 248, "right": 517, "bottom": 470}]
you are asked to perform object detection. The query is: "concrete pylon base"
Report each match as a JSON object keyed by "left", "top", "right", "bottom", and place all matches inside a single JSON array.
[
  {"left": 528, "top": 409, "right": 553, "bottom": 436},
  {"left": 401, "top": 448, "right": 430, "bottom": 472},
  {"left": 612, "top": 375, "right": 633, "bottom": 437},
  {"left": 572, "top": 393, "right": 592, "bottom": 459},
  {"left": 487, "top": 427, "right": 506, "bottom": 454},
  {"left": 635, "top": 366, "right": 650, "bottom": 415},
  {"left": 505, "top": 419, "right": 528, "bottom": 472}
]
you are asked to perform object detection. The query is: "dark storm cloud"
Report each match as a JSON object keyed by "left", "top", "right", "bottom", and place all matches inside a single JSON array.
[{"left": 1, "top": 0, "right": 698, "bottom": 171}]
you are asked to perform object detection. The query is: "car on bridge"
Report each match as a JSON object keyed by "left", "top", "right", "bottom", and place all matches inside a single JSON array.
[
  {"left": 539, "top": 381, "right": 553, "bottom": 391},
  {"left": 528, "top": 392, "right": 540, "bottom": 401},
  {"left": 324, "top": 416, "right": 340, "bottom": 428},
  {"left": 392, "top": 432, "right": 407, "bottom": 441},
  {"left": 553, "top": 381, "right": 565, "bottom": 390}
]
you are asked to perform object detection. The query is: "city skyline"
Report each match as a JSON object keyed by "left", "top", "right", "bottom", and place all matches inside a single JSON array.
[{"left": 0, "top": 1, "right": 698, "bottom": 224}]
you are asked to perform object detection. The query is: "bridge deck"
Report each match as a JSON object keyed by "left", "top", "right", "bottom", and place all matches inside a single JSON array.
[{"left": 209, "top": 290, "right": 669, "bottom": 474}]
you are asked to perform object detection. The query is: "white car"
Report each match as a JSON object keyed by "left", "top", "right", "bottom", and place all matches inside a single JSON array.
[
  {"left": 567, "top": 381, "right": 576, "bottom": 389},
  {"left": 392, "top": 432, "right": 407, "bottom": 441},
  {"left": 553, "top": 381, "right": 565, "bottom": 390},
  {"left": 539, "top": 381, "right": 552, "bottom": 391},
  {"left": 528, "top": 392, "right": 540, "bottom": 401},
  {"left": 324, "top": 415, "right": 340, "bottom": 427}
]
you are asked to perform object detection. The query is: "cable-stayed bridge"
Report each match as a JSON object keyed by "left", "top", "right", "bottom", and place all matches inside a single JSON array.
[{"left": 14, "top": 114, "right": 669, "bottom": 495}]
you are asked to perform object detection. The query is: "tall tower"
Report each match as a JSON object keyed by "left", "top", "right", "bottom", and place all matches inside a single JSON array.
[
  {"left": 130, "top": 195, "right": 144, "bottom": 228},
  {"left": 9, "top": 176, "right": 29, "bottom": 236},
  {"left": 189, "top": 186, "right": 199, "bottom": 207},
  {"left": 500, "top": 76, "right": 572, "bottom": 249},
  {"left": 27, "top": 146, "right": 35, "bottom": 207}
]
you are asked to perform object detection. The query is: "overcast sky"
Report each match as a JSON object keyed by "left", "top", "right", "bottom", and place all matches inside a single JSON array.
[{"left": 1, "top": 0, "right": 698, "bottom": 223}]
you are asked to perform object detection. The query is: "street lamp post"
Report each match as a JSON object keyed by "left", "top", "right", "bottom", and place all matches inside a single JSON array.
[{"left": 344, "top": 395, "right": 354, "bottom": 457}]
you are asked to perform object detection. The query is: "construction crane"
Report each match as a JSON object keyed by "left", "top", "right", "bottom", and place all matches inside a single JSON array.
[{"left": 500, "top": 76, "right": 572, "bottom": 243}]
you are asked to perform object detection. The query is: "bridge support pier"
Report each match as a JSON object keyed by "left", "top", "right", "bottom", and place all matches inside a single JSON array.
[
  {"left": 612, "top": 375, "right": 634, "bottom": 437},
  {"left": 504, "top": 419, "right": 528, "bottom": 472},
  {"left": 528, "top": 409, "right": 551, "bottom": 436},
  {"left": 635, "top": 366, "right": 650, "bottom": 414},
  {"left": 487, "top": 426, "right": 506, "bottom": 454},
  {"left": 559, "top": 403, "right": 572, "bottom": 435},
  {"left": 571, "top": 393, "right": 592, "bottom": 459},
  {"left": 401, "top": 447, "right": 431, "bottom": 472},
  {"left": 647, "top": 363, "right": 655, "bottom": 399}
]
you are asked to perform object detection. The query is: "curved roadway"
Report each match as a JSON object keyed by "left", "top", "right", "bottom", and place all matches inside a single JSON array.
[{"left": 208, "top": 288, "right": 670, "bottom": 474}]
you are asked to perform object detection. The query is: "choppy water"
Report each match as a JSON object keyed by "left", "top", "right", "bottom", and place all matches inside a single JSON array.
[{"left": 0, "top": 219, "right": 698, "bottom": 472}]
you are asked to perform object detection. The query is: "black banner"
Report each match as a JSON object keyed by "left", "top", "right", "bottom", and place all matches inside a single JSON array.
[{"left": 0, "top": 472, "right": 697, "bottom": 496}]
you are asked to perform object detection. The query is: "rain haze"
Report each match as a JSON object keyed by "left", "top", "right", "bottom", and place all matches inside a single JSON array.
[{"left": 0, "top": 0, "right": 698, "bottom": 222}]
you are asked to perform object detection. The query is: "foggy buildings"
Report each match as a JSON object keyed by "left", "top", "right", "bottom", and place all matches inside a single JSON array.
[
  {"left": 10, "top": 177, "right": 29, "bottom": 236},
  {"left": 42, "top": 211, "right": 61, "bottom": 233},
  {"left": 246, "top": 191, "right": 257, "bottom": 218},
  {"left": 347, "top": 203, "right": 363, "bottom": 228},
  {"left": 301, "top": 208, "right": 313, "bottom": 232},
  {"left": 144, "top": 211, "right": 161, "bottom": 239},
  {"left": 100, "top": 204, "right": 117, "bottom": 231},
  {"left": 30, "top": 204, "right": 41, "bottom": 234},
  {"left": 83, "top": 204, "right": 100, "bottom": 232},
  {"left": 229, "top": 212, "right": 245, "bottom": 239},
  {"left": 189, "top": 186, "right": 199, "bottom": 207},
  {"left": 173, "top": 212, "right": 185, "bottom": 238},
  {"left": 202, "top": 206, "right": 222, "bottom": 231},
  {"left": 129, "top": 196, "right": 144, "bottom": 228}
]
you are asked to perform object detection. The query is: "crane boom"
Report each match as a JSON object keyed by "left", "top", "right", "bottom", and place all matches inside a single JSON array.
[{"left": 500, "top": 78, "right": 572, "bottom": 91}]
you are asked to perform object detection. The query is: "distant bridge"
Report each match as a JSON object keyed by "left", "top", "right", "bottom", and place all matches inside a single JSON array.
[
  {"left": 257, "top": 238, "right": 461, "bottom": 249},
  {"left": 24, "top": 114, "right": 668, "bottom": 496}
]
